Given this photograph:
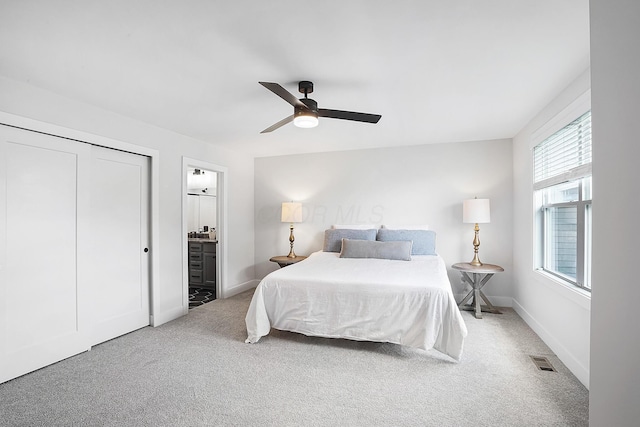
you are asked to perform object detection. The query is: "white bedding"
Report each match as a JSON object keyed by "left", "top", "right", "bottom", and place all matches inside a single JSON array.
[{"left": 245, "top": 251, "right": 468, "bottom": 360}]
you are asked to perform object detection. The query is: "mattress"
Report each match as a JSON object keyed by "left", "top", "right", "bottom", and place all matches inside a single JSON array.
[{"left": 245, "top": 251, "right": 467, "bottom": 360}]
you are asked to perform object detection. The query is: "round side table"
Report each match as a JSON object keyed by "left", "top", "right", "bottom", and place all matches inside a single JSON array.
[
  {"left": 270, "top": 255, "right": 307, "bottom": 268},
  {"left": 452, "top": 262, "right": 504, "bottom": 319}
]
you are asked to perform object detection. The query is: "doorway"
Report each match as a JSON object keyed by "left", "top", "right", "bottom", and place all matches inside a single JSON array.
[{"left": 182, "top": 158, "right": 227, "bottom": 310}]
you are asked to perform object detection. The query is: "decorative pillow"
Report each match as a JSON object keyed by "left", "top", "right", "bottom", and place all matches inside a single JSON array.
[
  {"left": 376, "top": 229, "right": 437, "bottom": 255},
  {"left": 323, "top": 228, "right": 377, "bottom": 252},
  {"left": 339, "top": 238, "right": 412, "bottom": 261},
  {"left": 381, "top": 224, "right": 429, "bottom": 230},
  {"left": 331, "top": 224, "right": 377, "bottom": 230}
]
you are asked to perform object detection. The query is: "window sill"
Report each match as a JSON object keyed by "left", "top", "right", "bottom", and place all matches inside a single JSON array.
[{"left": 534, "top": 269, "right": 591, "bottom": 311}]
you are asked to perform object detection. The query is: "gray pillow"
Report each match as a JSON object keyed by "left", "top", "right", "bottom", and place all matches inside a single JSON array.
[
  {"left": 376, "top": 229, "right": 437, "bottom": 255},
  {"left": 323, "top": 228, "right": 377, "bottom": 252},
  {"left": 339, "top": 239, "right": 412, "bottom": 261}
]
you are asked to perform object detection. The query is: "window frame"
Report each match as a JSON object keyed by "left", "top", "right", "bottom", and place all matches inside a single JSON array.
[
  {"left": 538, "top": 178, "right": 591, "bottom": 291},
  {"left": 531, "top": 94, "right": 592, "bottom": 294}
]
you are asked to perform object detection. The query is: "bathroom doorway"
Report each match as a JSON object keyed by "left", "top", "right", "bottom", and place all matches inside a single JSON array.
[{"left": 182, "top": 158, "right": 227, "bottom": 311}]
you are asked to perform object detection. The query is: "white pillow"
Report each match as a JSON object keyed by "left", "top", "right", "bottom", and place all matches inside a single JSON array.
[
  {"left": 331, "top": 224, "right": 378, "bottom": 230},
  {"left": 381, "top": 224, "right": 429, "bottom": 230}
]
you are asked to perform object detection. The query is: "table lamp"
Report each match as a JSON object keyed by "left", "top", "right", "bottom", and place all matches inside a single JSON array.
[
  {"left": 463, "top": 198, "right": 491, "bottom": 266},
  {"left": 281, "top": 202, "right": 302, "bottom": 258}
]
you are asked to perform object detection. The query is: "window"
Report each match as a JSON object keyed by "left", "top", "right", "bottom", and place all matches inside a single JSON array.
[{"left": 534, "top": 111, "right": 592, "bottom": 291}]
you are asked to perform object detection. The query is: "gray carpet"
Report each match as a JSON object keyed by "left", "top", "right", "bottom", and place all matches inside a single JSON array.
[{"left": 0, "top": 290, "right": 588, "bottom": 426}]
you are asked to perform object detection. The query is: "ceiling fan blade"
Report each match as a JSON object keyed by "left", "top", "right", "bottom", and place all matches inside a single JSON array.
[
  {"left": 259, "top": 82, "right": 307, "bottom": 109},
  {"left": 260, "top": 114, "right": 294, "bottom": 133},
  {"left": 318, "top": 109, "right": 381, "bottom": 124}
]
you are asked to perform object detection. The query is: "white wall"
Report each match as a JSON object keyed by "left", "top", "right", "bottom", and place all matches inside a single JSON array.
[
  {"left": 254, "top": 139, "right": 513, "bottom": 301},
  {"left": 589, "top": 0, "right": 640, "bottom": 424},
  {"left": 511, "top": 69, "right": 591, "bottom": 388},
  {"left": 0, "top": 76, "right": 256, "bottom": 324}
]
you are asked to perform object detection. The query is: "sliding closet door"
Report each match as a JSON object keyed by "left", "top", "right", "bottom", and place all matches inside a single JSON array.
[
  {"left": 0, "top": 126, "right": 92, "bottom": 383},
  {"left": 0, "top": 126, "right": 151, "bottom": 383},
  {"left": 89, "top": 146, "right": 150, "bottom": 345}
]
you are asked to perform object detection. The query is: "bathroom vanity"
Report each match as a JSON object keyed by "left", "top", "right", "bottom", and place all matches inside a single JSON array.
[{"left": 188, "top": 238, "right": 217, "bottom": 297}]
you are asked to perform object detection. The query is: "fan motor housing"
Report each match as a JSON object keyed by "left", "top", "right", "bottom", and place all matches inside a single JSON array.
[
  {"left": 294, "top": 106, "right": 317, "bottom": 120},
  {"left": 299, "top": 98, "right": 318, "bottom": 112}
]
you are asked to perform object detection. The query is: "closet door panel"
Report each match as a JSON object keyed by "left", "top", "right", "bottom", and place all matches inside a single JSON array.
[
  {"left": 89, "top": 146, "right": 150, "bottom": 345},
  {"left": 0, "top": 126, "right": 91, "bottom": 383}
]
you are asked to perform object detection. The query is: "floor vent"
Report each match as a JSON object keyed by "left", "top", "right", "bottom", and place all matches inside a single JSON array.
[{"left": 530, "top": 355, "right": 556, "bottom": 372}]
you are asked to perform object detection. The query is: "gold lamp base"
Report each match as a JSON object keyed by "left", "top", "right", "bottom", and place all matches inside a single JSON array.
[
  {"left": 287, "top": 224, "right": 297, "bottom": 258},
  {"left": 470, "top": 254, "right": 483, "bottom": 266},
  {"left": 469, "top": 223, "right": 483, "bottom": 266}
]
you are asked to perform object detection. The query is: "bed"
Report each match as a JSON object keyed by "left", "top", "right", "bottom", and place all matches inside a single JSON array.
[{"left": 245, "top": 228, "right": 468, "bottom": 361}]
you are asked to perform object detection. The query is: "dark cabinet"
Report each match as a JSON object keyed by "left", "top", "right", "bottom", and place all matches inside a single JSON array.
[
  {"left": 188, "top": 240, "right": 217, "bottom": 298},
  {"left": 203, "top": 244, "right": 216, "bottom": 289}
]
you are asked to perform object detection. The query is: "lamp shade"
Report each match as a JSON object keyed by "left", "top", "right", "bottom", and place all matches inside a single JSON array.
[
  {"left": 281, "top": 202, "right": 302, "bottom": 223},
  {"left": 463, "top": 198, "right": 490, "bottom": 223}
]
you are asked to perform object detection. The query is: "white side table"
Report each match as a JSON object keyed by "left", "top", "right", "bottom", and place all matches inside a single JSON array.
[{"left": 452, "top": 262, "right": 504, "bottom": 319}]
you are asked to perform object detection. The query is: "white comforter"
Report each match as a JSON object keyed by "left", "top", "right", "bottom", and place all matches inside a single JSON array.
[{"left": 245, "top": 251, "right": 468, "bottom": 360}]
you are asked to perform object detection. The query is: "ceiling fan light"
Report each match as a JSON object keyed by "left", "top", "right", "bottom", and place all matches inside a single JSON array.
[{"left": 293, "top": 114, "right": 319, "bottom": 128}]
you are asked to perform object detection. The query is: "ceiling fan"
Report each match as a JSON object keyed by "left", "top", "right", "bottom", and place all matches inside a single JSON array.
[{"left": 259, "top": 81, "right": 382, "bottom": 133}]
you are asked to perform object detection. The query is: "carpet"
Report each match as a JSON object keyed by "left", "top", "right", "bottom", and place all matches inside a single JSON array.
[{"left": 0, "top": 289, "right": 589, "bottom": 426}]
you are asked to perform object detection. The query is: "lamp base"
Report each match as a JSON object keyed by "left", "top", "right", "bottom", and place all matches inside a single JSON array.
[
  {"left": 469, "top": 253, "right": 483, "bottom": 266},
  {"left": 287, "top": 224, "right": 296, "bottom": 258},
  {"left": 470, "top": 223, "right": 483, "bottom": 266}
]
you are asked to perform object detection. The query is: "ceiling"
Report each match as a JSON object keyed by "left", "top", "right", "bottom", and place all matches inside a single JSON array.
[{"left": 0, "top": 0, "right": 590, "bottom": 158}]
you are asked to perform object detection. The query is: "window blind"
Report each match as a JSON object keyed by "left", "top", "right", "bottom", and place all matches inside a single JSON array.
[{"left": 533, "top": 111, "right": 592, "bottom": 190}]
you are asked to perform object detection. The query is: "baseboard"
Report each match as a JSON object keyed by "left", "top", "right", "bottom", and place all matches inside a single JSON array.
[
  {"left": 512, "top": 299, "right": 590, "bottom": 389},
  {"left": 224, "top": 279, "right": 259, "bottom": 298}
]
